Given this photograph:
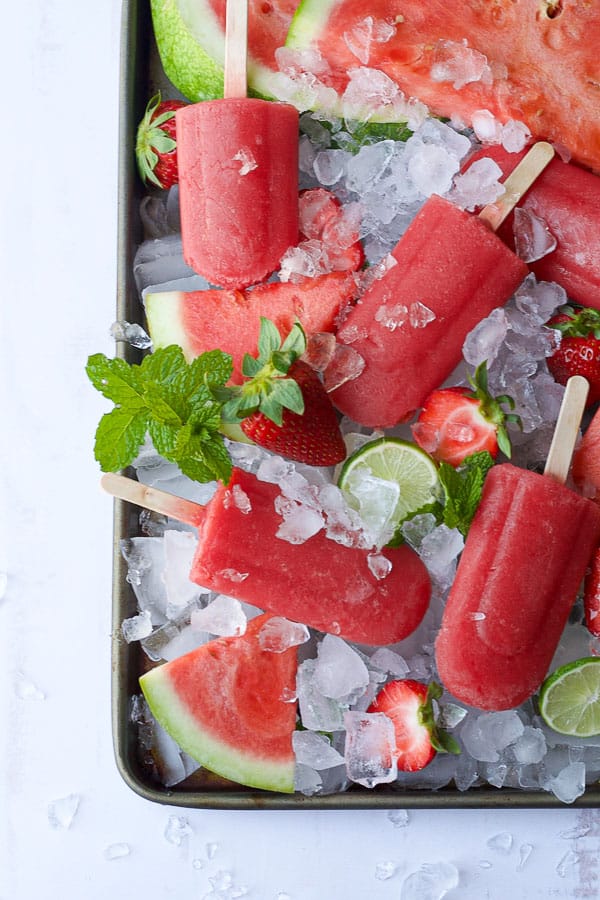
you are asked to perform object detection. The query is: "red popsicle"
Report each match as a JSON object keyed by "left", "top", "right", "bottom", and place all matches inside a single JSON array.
[
  {"left": 465, "top": 144, "right": 600, "bottom": 312},
  {"left": 176, "top": 0, "right": 299, "bottom": 289},
  {"left": 102, "top": 468, "right": 432, "bottom": 647},
  {"left": 329, "top": 143, "right": 555, "bottom": 428},
  {"left": 435, "top": 376, "right": 600, "bottom": 711}
]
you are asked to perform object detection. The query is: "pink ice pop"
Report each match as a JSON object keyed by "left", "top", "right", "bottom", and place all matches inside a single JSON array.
[
  {"left": 435, "top": 377, "right": 600, "bottom": 711},
  {"left": 176, "top": 0, "right": 299, "bottom": 289},
  {"left": 329, "top": 143, "right": 555, "bottom": 428},
  {"left": 103, "top": 468, "right": 432, "bottom": 647}
]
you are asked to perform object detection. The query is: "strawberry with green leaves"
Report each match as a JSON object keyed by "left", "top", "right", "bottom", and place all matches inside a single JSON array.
[
  {"left": 222, "top": 319, "right": 347, "bottom": 468},
  {"left": 367, "top": 680, "right": 460, "bottom": 772},
  {"left": 411, "top": 361, "right": 520, "bottom": 467},
  {"left": 547, "top": 305, "right": 600, "bottom": 407},
  {"left": 136, "top": 92, "right": 187, "bottom": 189}
]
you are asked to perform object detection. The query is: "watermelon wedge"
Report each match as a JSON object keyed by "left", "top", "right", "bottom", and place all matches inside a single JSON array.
[
  {"left": 287, "top": 0, "right": 600, "bottom": 172},
  {"left": 144, "top": 271, "right": 358, "bottom": 383},
  {"left": 140, "top": 614, "right": 299, "bottom": 793},
  {"left": 573, "top": 407, "right": 600, "bottom": 504},
  {"left": 150, "top": 0, "right": 300, "bottom": 101}
]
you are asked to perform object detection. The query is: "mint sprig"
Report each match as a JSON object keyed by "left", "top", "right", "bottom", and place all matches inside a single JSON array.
[
  {"left": 86, "top": 346, "right": 234, "bottom": 484},
  {"left": 389, "top": 450, "right": 494, "bottom": 545}
]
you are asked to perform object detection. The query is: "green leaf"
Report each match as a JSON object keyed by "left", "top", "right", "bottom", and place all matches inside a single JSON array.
[
  {"left": 86, "top": 354, "right": 146, "bottom": 408},
  {"left": 259, "top": 393, "right": 285, "bottom": 426},
  {"left": 187, "top": 348, "right": 233, "bottom": 388},
  {"left": 281, "top": 321, "right": 307, "bottom": 356},
  {"left": 141, "top": 344, "right": 187, "bottom": 385},
  {"left": 257, "top": 317, "right": 282, "bottom": 361},
  {"left": 93, "top": 407, "right": 149, "bottom": 472},
  {"left": 241, "top": 353, "right": 263, "bottom": 378},
  {"left": 438, "top": 451, "right": 494, "bottom": 536},
  {"left": 143, "top": 382, "right": 187, "bottom": 426},
  {"left": 148, "top": 419, "right": 179, "bottom": 458},
  {"left": 271, "top": 378, "right": 304, "bottom": 415},
  {"left": 173, "top": 428, "right": 232, "bottom": 484}
]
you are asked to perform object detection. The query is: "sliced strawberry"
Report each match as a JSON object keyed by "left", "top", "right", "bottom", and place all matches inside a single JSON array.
[
  {"left": 411, "top": 362, "right": 520, "bottom": 467},
  {"left": 584, "top": 548, "right": 600, "bottom": 638},
  {"left": 367, "top": 680, "right": 459, "bottom": 772},
  {"left": 222, "top": 318, "right": 346, "bottom": 467},
  {"left": 299, "top": 188, "right": 364, "bottom": 273},
  {"left": 547, "top": 306, "right": 600, "bottom": 407},
  {"left": 136, "top": 92, "right": 187, "bottom": 190}
]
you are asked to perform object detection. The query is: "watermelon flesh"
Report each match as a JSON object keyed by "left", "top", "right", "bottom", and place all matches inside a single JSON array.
[
  {"left": 287, "top": 0, "right": 600, "bottom": 172},
  {"left": 140, "top": 614, "right": 298, "bottom": 793},
  {"left": 573, "top": 407, "right": 600, "bottom": 504},
  {"left": 144, "top": 271, "right": 358, "bottom": 383}
]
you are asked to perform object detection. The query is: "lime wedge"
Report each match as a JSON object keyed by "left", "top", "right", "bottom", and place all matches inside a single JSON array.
[
  {"left": 337, "top": 437, "right": 440, "bottom": 533},
  {"left": 539, "top": 657, "right": 600, "bottom": 737}
]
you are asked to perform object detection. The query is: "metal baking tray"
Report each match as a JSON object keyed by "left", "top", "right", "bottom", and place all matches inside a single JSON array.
[{"left": 111, "top": 0, "right": 600, "bottom": 808}]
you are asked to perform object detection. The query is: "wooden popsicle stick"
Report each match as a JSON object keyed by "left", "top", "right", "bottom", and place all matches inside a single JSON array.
[
  {"left": 224, "top": 0, "right": 248, "bottom": 99},
  {"left": 101, "top": 472, "right": 207, "bottom": 528},
  {"left": 478, "top": 141, "right": 555, "bottom": 232},
  {"left": 544, "top": 375, "right": 590, "bottom": 484}
]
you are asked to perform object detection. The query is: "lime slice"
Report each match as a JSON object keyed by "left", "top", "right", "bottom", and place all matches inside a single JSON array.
[
  {"left": 539, "top": 657, "right": 600, "bottom": 737},
  {"left": 337, "top": 437, "right": 440, "bottom": 532}
]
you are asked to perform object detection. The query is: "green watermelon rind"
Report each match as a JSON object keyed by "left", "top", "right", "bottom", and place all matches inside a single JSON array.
[
  {"left": 145, "top": 292, "right": 193, "bottom": 359},
  {"left": 150, "top": 0, "right": 282, "bottom": 101},
  {"left": 140, "top": 665, "right": 296, "bottom": 793}
]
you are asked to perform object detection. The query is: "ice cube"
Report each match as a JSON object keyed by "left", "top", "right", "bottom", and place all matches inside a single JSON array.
[
  {"left": 399, "top": 862, "right": 459, "bottom": 899},
  {"left": 120, "top": 536, "right": 167, "bottom": 619},
  {"left": 163, "top": 529, "right": 201, "bottom": 616},
  {"left": 232, "top": 148, "right": 257, "bottom": 175},
  {"left": 370, "top": 647, "right": 410, "bottom": 677},
  {"left": 513, "top": 207, "right": 557, "bottom": 263},
  {"left": 314, "top": 634, "right": 370, "bottom": 701},
  {"left": 448, "top": 158, "right": 504, "bottom": 211},
  {"left": 133, "top": 234, "right": 200, "bottom": 295},
  {"left": 471, "top": 109, "right": 503, "bottom": 144},
  {"left": 409, "top": 301, "right": 436, "bottom": 329},
  {"left": 110, "top": 319, "right": 153, "bottom": 349},
  {"left": 375, "top": 302, "right": 409, "bottom": 331},
  {"left": 296, "top": 658, "right": 346, "bottom": 731},
  {"left": 164, "top": 815, "right": 193, "bottom": 846},
  {"left": 461, "top": 711, "right": 525, "bottom": 762},
  {"left": 512, "top": 726, "right": 547, "bottom": 764},
  {"left": 343, "top": 470, "right": 400, "bottom": 547},
  {"left": 501, "top": 119, "right": 531, "bottom": 153},
  {"left": 303, "top": 332, "right": 337, "bottom": 371},
  {"left": 407, "top": 143, "right": 460, "bottom": 196},
  {"left": 343, "top": 710, "right": 398, "bottom": 787},
  {"left": 292, "top": 730, "right": 345, "bottom": 769},
  {"left": 346, "top": 139, "right": 396, "bottom": 192},
  {"left": 543, "top": 761, "right": 586, "bottom": 804},
  {"left": 343, "top": 16, "right": 396, "bottom": 65},
  {"left": 161, "top": 624, "right": 209, "bottom": 661},
  {"left": 104, "top": 843, "right": 131, "bottom": 861},
  {"left": 418, "top": 525, "right": 464, "bottom": 591},
  {"left": 430, "top": 39, "right": 491, "bottom": 90},
  {"left": 294, "top": 763, "right": 323, "bottom": 796},
  {"left": 313, "top": 149, "right": 348, "bottom": 185},
  {"left": 462, "top": 306, "right": 509, "bottom": 367},
  {"left": 191, "top": 595, "right": 247, "bottom": 637},
  {"left": 48, "top": 794, "right": 80, "bottom": 830},
  {"left": 258, "top": 617, "right": 310, "bottom": 652},
  {"left": 122, "top": 609, "right": 153, "bottom": 643}
]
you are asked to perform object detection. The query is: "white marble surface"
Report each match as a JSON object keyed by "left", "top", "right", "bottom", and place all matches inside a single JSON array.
[{"left": 2, "top": 2, "right": 600, "bottom": 898}]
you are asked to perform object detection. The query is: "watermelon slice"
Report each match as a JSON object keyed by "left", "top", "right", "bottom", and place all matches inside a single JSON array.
[
  {"left": 287, "top": 0, "right": 600, "bottom": 172},
  {"left": 144, "top": 271, "right": 358, "bottom": 383},
  {"left": 150, "top": 0, "right": 301, "bottom": 101},
  {"left": 573, "top": 407, "right": 600, "bottom": 503},
  {"left": 140, "top": 614, "right": 299, "bottom": 793}
]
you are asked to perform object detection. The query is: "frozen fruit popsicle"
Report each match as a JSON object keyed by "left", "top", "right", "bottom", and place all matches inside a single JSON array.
[
  {"left": 329, "top": 143, "right": 555, "bottom": 428},
  {"left": 102, "top": 468, "right": 432, "bottom": 647},
  {"left": 435, "top": 376, "right": 600, "bottom": 711},
  {"left": 176, "top": 0, "right": 299, "bottom": 289},
  {"left": 464, "top": 145, "right": 600, "bottom": 312}
]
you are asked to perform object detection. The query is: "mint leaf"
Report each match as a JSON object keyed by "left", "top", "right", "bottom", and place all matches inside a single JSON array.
[
  {"left": 438, "top": 451, "right": 494, "bottom": 536},
  {"left": 87, "top": 345, "right": 236, "bottom": 485},
  {"left": 86, "top": 354, "right": 146, "bottom": 408},
  {"left": 94, "top": 407, "right": 149, "bottom": 471}
]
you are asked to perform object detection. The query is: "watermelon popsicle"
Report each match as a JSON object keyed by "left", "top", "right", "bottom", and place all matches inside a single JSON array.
[
  {"left": 102, "top": 468, "right": 432, "bottom": 647},
  {"left": 175, "top": 0, "right": 299, "bottom": 289},
  {"left": 435, "top": 376, "right": 600, "bottom": 712},
  {"left": 330, "top": 143, "right": 555, "bottom": 429},
  {"left": 464, "top": 145, "right": 600, "bottom": 312}
]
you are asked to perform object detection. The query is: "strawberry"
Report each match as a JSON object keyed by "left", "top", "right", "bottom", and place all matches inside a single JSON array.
[
  {"left": 367, "top": 680, "right": 460, "bottom": 772},
  {"left": 135, "top": 92, "right": 187, "bottom": 189},
  {"left": 299, "top": 188, "right": 365, "bottom": 273},
  {"left": 222, "top": 318, "right": 346, "bottom": 467},
  {"left": 584, "top": 547, "right": 600, "bottom": 638},
  {"left": 547, "top": 305, "right": 600, "bottom": 406},
  {"left": 411, "top": 361, "right": 520, "bottom": 467}
]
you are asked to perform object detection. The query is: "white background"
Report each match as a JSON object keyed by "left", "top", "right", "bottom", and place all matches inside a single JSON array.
[{"left": 2, "top": 2, "right": 600, "bottom": 897}]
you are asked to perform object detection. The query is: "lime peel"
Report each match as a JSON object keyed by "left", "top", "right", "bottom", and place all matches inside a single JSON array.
[{"left": 539, "top": 657, "right": 600, "bottom": 738}]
